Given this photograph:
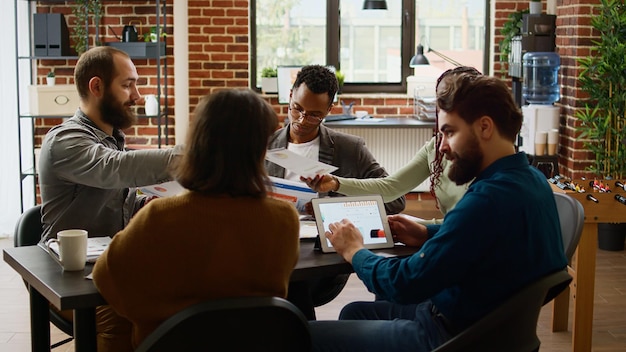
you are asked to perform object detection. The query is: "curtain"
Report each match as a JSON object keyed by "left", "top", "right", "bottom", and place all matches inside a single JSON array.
[{"left": 0, "top": 1, "right": 28, "bottom": 237}]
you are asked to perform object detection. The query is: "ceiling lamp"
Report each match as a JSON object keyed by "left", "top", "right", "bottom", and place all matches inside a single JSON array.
[{"left": 363, "top": 0, "right": 388, "bottom": 10}]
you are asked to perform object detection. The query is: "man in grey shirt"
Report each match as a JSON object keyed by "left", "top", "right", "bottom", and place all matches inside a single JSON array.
[{"left": 38, "top": 46, "right": 181, "bottom": 243}]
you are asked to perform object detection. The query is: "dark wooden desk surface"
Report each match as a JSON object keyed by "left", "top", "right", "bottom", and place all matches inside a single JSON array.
[
  {"left": 3, "top": 242, "right": 418, "bottom": 351},
  {"left": 3, "top": 245, "right": 105, "bottom": 310},
  {"left": 292, "top": 241, "right": 418, "bottom": 281},
  {"left": 4, "top": 241, "right": 419, "bottom": 307}
]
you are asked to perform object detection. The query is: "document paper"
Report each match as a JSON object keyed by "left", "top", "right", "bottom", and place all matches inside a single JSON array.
[
  {"left": 139, "top": 180, "right": 185, "bottom": 198},
  {"left": 46, "top": 236, "right": 112, "bottom": 264},
  {"left": 265, "top": 148, "right": 337, "bottom": 178},
  {"left": 269, "top": 176, "right": 317, "bottom": 214}
]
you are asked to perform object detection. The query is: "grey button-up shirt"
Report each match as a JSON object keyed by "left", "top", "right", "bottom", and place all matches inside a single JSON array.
[{"left": 38, "top": 109, "right": 180, "bottom": 241}]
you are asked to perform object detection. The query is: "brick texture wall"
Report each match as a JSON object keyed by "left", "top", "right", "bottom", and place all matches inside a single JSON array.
[
  {"left": 494, "top": 0, "right": 600, "bottom": 178},
  {"left": 35, "top": 0, "right": 601, "bottom": 178},
  {"left": 34, "top": 0, "right": 173, "bottom": 148}
]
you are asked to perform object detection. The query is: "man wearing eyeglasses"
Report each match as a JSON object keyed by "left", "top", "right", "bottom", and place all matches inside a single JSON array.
[
  {"left": 266, "top": 65, "right": 405, "bottom": 320},
  {"left": 266, "top": 65, "right": 405, "bottom": 214}
]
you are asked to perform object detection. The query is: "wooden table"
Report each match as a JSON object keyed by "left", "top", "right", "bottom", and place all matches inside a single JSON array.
[
  {"left": 3, "top": 241, "right": 417, "bottom": 352},
  {"left": 551, "top": 181, "right": 626, "bottom": 352},
  {"left": 3, "top": 245, "right": 105, "bottom": 352}
]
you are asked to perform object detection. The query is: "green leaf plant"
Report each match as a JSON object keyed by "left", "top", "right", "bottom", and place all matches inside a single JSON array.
[
  {"left": 575, "top": 0, "right": 626, "bottom": 179},
  {"left": 498, "top": 9, "right": 528, "bottom": 76},
  {"left": 71, "top": 0, "right": 102, "bottom": 56},
  {"left": 261, "top": 67, "right": 278, "bottom": 78}
]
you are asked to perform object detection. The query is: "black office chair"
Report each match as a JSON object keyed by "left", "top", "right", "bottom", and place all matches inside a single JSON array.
[
  {"left": 432, "top": 269, "right": 572, "bottom": 352},
  {"left": 135, "top": 296, "right": 311, "bottom": 352},
  {"left": 13, "top": 205, "right": 74, "bottom": 348}
]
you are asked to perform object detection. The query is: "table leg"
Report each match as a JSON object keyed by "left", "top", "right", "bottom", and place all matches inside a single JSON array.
[
  {"left": 74, "top": 307, "right": 97, "bottom": 352},
  {"left": 571, "top": 223, "right": 597, "bottom": 352},
  {"left": 29, "top": 287, "right": 50, "bottom": 352}
]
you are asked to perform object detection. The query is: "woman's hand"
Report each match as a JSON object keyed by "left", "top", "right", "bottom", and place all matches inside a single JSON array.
[{"left": 300, "top": 174, "right": 338, "bottom": 193}]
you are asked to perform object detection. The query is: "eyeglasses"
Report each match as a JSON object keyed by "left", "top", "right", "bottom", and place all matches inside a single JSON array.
[{"left": 288, "top": 104, "right": 325, "bottom": 124}]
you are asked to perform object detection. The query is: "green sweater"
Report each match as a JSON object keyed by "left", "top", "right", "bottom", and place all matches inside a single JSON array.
[
  {"left": 93, "top": 192, "right": 300, "bottom": 348},
  {"left": 337, "top": 137, "right": 469, "bottom": 223}
]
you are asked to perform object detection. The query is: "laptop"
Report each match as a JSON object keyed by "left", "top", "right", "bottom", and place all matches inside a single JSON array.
[{"left": 311, "top": 195, "right": 395, "bottom": 253}]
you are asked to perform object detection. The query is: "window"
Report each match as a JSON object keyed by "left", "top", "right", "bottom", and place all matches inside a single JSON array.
[{"left": 252, "top": 0, "right": 488, "bottom": 94}]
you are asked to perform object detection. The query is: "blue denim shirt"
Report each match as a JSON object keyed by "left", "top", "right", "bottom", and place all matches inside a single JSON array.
[
  {"left": 39, "top": 109, "right": 181, "bottom": 241},
  {"left": 351, "top": 152, "right": 567, "bottom": 332}
]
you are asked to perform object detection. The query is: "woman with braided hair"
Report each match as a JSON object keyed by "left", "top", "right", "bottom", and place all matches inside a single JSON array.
[{"left": 303, "top": 66, "right": 482, "bottom": 224}]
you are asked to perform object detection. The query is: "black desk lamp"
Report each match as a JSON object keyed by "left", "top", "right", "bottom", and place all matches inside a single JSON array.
[
  {"left": 363, "top": 0, "right": 388, "bottom": 10},
  {"left": 409, "top": 44, "right": 463, "bottom": 67}
]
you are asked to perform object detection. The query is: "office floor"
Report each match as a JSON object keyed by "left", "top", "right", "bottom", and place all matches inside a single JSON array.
[{"left": 1, "top": 196, "right": 626, "bottom": 351}]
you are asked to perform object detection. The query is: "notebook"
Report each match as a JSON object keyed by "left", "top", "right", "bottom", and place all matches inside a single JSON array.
[
  {"left": 43, "top": 236, "right": 111, "bottom": 264},
  {"left": 311, "top": 195, "right": 395, "bottom": 253}
]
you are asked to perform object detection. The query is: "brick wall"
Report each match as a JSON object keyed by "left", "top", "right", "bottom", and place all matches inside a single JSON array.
[
  {"left": 551, "top": 0, "right": 599, "bottom": 178},
  {"left": 34, "top": 0, "right": 173, "bottom": 148},
  {"left": 187, "top": 0, "right": 250, "bottom": 108},
  {"left": 34, "top": 0, "right": 601, "bottom": 178},
  {"left": 494, "top": 0, "right": 600, "bottom": 178}
]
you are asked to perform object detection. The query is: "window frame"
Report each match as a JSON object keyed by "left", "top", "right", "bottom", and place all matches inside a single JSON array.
[{"left": 250, "top": 0, "right": 490, "bottom": 94}]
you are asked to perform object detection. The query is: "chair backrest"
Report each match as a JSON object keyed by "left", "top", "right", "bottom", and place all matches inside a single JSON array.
[
  {"left": 13, "top": 205, "right": 75, "bottom": 342},
  {"left": 135, "top": 296, "right": 312, "bottom": 352},
  {"left": 432, "top": 270, "right": 572, "bottom": 352},
  {"left": 13, "top": 205, "right": 43, "bottom": 247},
  {"left": 553, "top": 192, "right": 585, "bottom": 261}
]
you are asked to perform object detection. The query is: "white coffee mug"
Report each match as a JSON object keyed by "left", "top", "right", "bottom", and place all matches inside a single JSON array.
[{"left": 46, "top": 229, "right": 88, "bottom": 271}]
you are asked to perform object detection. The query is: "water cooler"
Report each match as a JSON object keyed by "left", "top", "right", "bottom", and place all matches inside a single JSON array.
[
  {"left": 509, "top": 13, "right": 560, "bottom": 177},
  {"left": 518, "top": 52, "right": 560, "bottom": 156}
]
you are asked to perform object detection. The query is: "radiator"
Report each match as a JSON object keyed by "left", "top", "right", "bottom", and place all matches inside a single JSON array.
[{"left": 332, "top": 127, "right": 433, "bottom": 192}]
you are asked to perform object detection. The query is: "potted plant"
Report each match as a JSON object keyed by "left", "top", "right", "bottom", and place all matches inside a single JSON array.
[
  {"left": 144, "top": 26, "right": 167, "bottom": 43},
  {"left": 498, "top": 9, "right": 528, "bottom": 76},
  {"left": 260, "top": 67, "right": 278, "bottom": 94},
  {"left": 71, "top": 0, "right": 103, "bottom": 55},
  {"left": 335, "top": 70, "right": 345, "bottom": 93},
  {"left": 576, "top": 0, "right": 626, "bottom": 250},
  {"left": 46, "top": 70, "right": 56, "bottom": 86}
]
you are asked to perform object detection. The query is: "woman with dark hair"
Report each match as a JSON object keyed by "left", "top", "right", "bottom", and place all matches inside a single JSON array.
[
  {"left": 93, "top": 89, "right": 300, "bottom": 350},
  {"left": 304, "top": 67, "right": 482, "bottom": 224}
]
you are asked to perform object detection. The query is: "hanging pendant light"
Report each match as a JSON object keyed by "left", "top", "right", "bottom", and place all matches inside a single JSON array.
[{"left": 363, "top": 0, "right": 388, "bottom": 10}]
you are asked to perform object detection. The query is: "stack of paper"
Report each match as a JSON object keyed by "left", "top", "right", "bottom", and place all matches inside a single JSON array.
[{"left": 45, "top": 236, "right": 112, "bottom": 264}]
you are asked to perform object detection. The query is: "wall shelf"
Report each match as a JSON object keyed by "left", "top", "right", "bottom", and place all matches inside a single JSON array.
[{"left": 14, "top": 0, "right": 169, "bottom": 211}]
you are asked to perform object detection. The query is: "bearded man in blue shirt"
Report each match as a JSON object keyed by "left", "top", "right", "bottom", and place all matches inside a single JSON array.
[{"left": 309, "top": 73, "right": 567, "bottom": 352}]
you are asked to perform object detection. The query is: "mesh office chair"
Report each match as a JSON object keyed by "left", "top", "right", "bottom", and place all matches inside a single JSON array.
[
  {"left": 553, "top": 192, "right": 585, "bottom": 261},
  {"left": 13, "top": 205, "right": 74, "bottom": 348},
  {"left": 134, "top": 296, "right": 311, "bottom": 352},
  {"left": 432, "top": 270, "right": 572, "bottom": 352}
]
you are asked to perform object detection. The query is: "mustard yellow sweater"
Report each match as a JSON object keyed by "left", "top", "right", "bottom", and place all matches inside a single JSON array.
[{"left": 92, "top": 191, "right": 300, "bottom": 348}]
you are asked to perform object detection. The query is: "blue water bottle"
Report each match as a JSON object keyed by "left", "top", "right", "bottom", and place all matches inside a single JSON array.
[{"left": 522, "top": 52, "right": 560, "bottom": 104}]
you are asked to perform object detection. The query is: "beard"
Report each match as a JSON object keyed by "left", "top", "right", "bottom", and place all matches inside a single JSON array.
[
  {"left": 447, "top": 132, "right": 483, "bottom": 185},
  {"left": 99, "top": 88, "right": 136, "bottom": 130}
]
